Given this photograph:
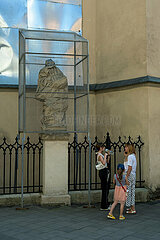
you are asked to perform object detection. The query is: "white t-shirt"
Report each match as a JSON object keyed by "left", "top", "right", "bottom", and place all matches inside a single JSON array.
[
  {"left": 124, "top": 161, "right": 128, "bottom": 174},
  {"left": 128, "top": 154, "right": 137, "bottom": 176}
]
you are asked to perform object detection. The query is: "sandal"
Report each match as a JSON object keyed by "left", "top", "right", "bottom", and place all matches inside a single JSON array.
[
  {"left": 126, "top": 208, "right": 131, "bottom": 211},
  {"left": 126, "top": 209, "right": 136, "bottom": 214},
  {"left": 119, "top": 215, "right": 125, "bottom": 220},
  {"left": 107, "top": 213, "right": 116, "bottom": 220}
]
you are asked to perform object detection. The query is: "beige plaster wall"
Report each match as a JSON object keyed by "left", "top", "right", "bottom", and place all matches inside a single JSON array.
[
  {"left": 148, "top": 86, "right": 160, "bottom": 190},
  {"left": 83, "top": 0, "right": 160, "bottom": 82},
  {"left": 95, "top": 86, "right": 149, "bottom": 187},
  {"left": 1, "top": 0, "right": 160, "bottom": 193},
  {"left": 0, "top": 89, "right": 18, "bottom": 141},
  {"left": 0, "top": 89, "right": 96, "bottom": 142},
  {"left": 0, "top": 89, "right": 43, "bottom": 193},
  {"left": 82, "top": 0, "right": 97, "bottom": 84},
  {"left": 89, "top": 93, "right": 96, "bottom": 139},
  {"left": 0, "top": 88, "right": 96, "bottom": 195},
  {"left": 2, "top": 87, "right": 160, "bottom": 190},
  {"left": 96, "top": 0, "right": 147, "bottom": 84},
  {"left": 0, "top": 88, "right": 42, "bottom": 141},
  {"left": 146, "top": 0, "right": 160, "bottom": 77},
  {"left": 82, "top": 0, "right": 160, "bottom": 191}
]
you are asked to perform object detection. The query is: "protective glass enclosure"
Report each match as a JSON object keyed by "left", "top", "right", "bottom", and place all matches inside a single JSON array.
[{"left": 18, "top": 29, "right": 89, "bottom": 137}]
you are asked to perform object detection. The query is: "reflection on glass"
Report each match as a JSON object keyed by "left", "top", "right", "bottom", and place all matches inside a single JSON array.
[{"left": 0, "top": 38, "right": 13, "bottom": 73}]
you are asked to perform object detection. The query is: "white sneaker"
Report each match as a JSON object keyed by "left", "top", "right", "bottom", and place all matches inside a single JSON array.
[{"left": 100, "top": 208, "right": 108, "bottom": 211}]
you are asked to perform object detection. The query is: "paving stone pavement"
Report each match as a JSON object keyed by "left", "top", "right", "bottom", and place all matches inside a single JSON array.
[{"left": 0, "top": 201, "right": 160, "bottom": 240}]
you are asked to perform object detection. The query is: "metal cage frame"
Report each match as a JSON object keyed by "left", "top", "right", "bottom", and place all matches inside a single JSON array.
[
  {"left": 18, "top": 29, "right": 89, "bottom": 136},
  {"left": 18, "top": 28, "right": 91, "bottom": 207}
]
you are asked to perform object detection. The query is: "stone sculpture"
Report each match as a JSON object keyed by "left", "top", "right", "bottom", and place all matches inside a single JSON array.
[{"left": 35, "top": 59, "right": 68, "bottom": 131}]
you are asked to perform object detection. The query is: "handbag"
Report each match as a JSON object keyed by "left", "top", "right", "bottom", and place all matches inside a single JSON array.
[
  {"left": 95, "top": 162, "right": 106, "bottom": 170},
  {"left": 95, "top": 153, "right": 107, "bottom": 171},
  {"left": 116, "top": 174, "right": 128, "bottom": 197}
]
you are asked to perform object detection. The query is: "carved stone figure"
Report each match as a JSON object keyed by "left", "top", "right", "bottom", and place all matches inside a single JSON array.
[{"left": 35, "top": 59, "right": 68, "bottom": 131}]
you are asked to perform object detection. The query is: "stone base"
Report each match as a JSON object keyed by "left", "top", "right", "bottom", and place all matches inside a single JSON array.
[
  {"left": 40, "top": 133, "right": 69, "bottom": 141},
  {"left": 70, "top": 188, "right": 150, "bottom": 205},
  {"left": 41, "top": 194, "right": 71, "bottom": 206},
  {"left": 0, "top": 193, "right": 41, "bottom": 207},
  {"left": 0, "top": 189, "right": 150, "bottom": 207}
]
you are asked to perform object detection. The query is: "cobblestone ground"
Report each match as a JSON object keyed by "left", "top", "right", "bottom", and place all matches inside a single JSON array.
[{"left": 0, "top": 201, "right": 160, "bottom": 240}]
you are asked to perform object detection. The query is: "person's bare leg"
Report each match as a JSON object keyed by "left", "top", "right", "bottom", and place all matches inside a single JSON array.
[
  {"left": 120, "top": 203, "right": 125, "bottom": 216},
  {"left": 109, "top": 201, "right": 118, "bottom": 215}
]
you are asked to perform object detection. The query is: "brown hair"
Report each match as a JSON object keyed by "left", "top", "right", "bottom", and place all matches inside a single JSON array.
[
  {"left": 125, "top": 143, "right": 136, "bottom": 155},
  {"left": 96, "top": 143, "right": 104, "bottom": 151}
]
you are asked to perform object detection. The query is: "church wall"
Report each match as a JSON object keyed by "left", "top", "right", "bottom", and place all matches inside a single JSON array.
[{"left": 95, "top": 0, "right": 147, "bottom": 84}]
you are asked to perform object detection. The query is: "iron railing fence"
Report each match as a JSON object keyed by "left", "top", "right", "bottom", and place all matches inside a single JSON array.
[
  {"left": 0, "top": 132, "right": 144, "bottom": 194},
  {"left": 0, "top": 136, "right": 43, "bottom": 195},
  {"left": 68, "top": 132, "right": 144, "bottom": 191}
]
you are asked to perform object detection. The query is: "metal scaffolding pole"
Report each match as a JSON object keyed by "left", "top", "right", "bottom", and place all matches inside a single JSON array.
[
  {"left": 74, "top": 41, "right": 79, "bottom": 190},
  {"left": 21, "top": 133, "right": 25, "bottom": 209}
]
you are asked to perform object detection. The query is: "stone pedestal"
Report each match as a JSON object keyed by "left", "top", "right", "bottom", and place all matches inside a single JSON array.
[{"left": 41, "top": 134, "right": 71, "bottom": 206}]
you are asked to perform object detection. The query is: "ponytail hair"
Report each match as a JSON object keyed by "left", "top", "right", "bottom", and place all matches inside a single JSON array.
[{"left": 96, "top": 143, "right": 104, "bottom": 152}]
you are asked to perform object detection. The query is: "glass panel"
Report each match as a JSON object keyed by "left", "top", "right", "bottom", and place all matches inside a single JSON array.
[
  {"left": 21, "top": 29, "right": 86, "bottom": 42},
  {"left": 19, "top": 32, "right": 25, "bottom": 133},
  {"left": 76, "top": 94, "right": 88, "bottom": 134},
  {"left": 27, "top": 0, "right": 82, "bottom": 33},
  {"left": 25, "top": 55, "right": 75, "bottom": 86},
  {"left": 0, "top": 0, "right": 27, "bottom": 28},
  {"left": 19, "top": 29, "right": 89, "bottom": 134},
  {"left": 26, "top": 39, "right": 74, "bottom": 54},
  {"left": 0, "top": 28, "right": 19, "bottom": 85},
  {"left": 25, "top": 90, "right": 88, "bottom": 134},
  {"left": 46, "top": 0, "right": 82, "bottom": 5}
]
